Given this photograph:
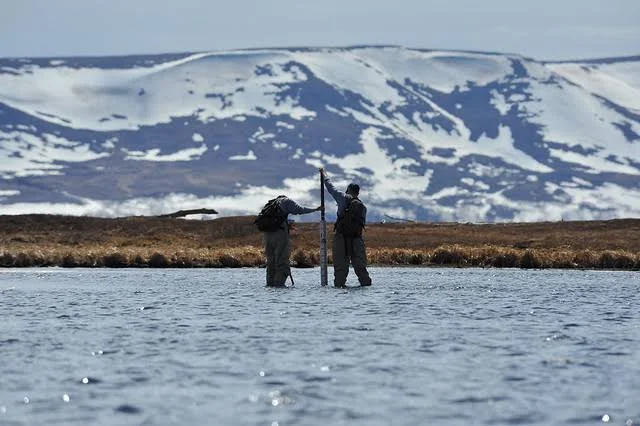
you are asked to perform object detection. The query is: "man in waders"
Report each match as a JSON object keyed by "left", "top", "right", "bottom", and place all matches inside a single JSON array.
[
  {"left": 255, "top": 196, "right": 320, "bottom": 287},
  {"left": 320, "top": 169, "right": 372, "bottom": 288}
]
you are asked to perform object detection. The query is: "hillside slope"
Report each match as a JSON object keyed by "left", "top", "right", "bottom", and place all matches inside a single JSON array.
[{"left": 1, "top": 46, "right": 639, "bottom": 221}]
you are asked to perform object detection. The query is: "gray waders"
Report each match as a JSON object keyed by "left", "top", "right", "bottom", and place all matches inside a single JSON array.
[
  {"left": 332, "top": 232, "right": 372, "bottom": 287},
  {"left": 264, "top": 228, "right": 291, "bottom": 287}
]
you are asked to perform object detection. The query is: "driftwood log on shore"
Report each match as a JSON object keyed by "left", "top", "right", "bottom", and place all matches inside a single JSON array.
[
  {"left": 0, "top": 214, "right": 638, "bottom": 269},
  {"left": 158, "top": 208, "right": 218, "bottom": 218}
]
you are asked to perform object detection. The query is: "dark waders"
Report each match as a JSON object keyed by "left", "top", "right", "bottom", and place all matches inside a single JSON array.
[
  {"left": 264, "top": 228, "right": 291, "bottom": 287},
  {"left": 332, "top": 232, "right": 371, "bottom": 287}
]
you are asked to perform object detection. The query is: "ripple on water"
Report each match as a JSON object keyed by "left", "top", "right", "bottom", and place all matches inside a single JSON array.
[
  {"left": 114, "top": 404, "right": 142, "bottom": 414},
  {"left": 604, "top": 351, "right": 632, "bottom": 356},
  {"left": 91, "top": 349, "right": 119, "bottom": 356},
  {"left": 545, "top": 333, "right": 571, "bottom": 341},
  {"left": 565, "top": 413, "right": 618, "bottom": 424},
  {"left": 79, "top": 377, "right": 101, "bottom": 384},
  {"left": 263, "top": 380, "right": 287, "bottom": 386},
  {"left": 503, "top": 375, "right": 527, "bottom": 382},
  {"left": 541, "top": 357, "right": 574, "bottom": 367},
  {"left": 267, "top": 390, "right": 294, "bottom": 406},
  {"left": 299, "top": 374, "right": 333, "bottom": 383},
  {"left": 491, "top": 411, "right": 543, "bottom": 424},
  {"left": 452, "top": 395, "right": 510, "bottom": 404}
]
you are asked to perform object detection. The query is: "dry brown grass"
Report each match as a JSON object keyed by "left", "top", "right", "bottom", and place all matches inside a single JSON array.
[{"left": 1, "top": 214, "right": 639, "bottom": 269}]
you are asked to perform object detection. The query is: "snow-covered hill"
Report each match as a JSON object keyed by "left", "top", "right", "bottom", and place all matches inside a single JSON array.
[{"left": 0, "top": 46, "right": 638, "bottom": 221}]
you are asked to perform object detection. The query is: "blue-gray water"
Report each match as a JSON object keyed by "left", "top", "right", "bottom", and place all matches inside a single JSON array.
[{"left": 1, "top": 267, "right": 638, "bottom": 426}]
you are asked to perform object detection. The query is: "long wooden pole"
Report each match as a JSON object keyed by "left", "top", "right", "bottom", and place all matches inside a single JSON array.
[{"left": 320, "top": 169, "right": 328, "bottom": 286}]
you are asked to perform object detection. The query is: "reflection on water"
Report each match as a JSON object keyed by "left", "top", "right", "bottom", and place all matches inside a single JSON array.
[{"left": 0, "top": 267, "right": 638, "bottom": 425}]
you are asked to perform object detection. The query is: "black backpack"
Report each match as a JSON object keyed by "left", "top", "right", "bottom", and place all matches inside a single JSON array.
[
  {"left": 254, "top": 198, "right": 286, "bottom": 232},
  {"left": 336, "top": 196, "right": 365, "bottom": 237}
]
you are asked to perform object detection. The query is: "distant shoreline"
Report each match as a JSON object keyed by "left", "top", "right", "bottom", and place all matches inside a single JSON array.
[{"left": 1, "top": 215, "right": 638, "bottom": 270}]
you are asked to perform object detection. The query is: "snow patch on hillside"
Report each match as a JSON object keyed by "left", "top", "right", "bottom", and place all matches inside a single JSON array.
[
  {"left": 0, "top": 131, "right": 109, "bottom": 178},
  {"left": 122, "top": 144, "right": 208, "bottom": 161},
  {"left": 359, "top": 48, "right": 514, "bottom": 93},
  {"left": 229, "top": 150, "right": 257, "bottom": 160},
  {"left": 549, "top": 61, "right": 640, "bottom": 112}
]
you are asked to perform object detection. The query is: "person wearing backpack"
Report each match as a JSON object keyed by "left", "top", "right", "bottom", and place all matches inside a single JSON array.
[
  {"left": 255, "top": 195, "right": 321, "bottom": 287},
  {"left": 320, "top": 169, "right": 372, "bottom": 288}
]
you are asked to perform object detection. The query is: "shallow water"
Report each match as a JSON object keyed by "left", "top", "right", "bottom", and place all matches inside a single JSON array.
[{"left": 1, "top": 267, "right": 638, "bottom": 425}]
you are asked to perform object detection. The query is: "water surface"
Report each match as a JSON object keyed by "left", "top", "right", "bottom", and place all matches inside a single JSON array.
[{"left": 1, "top": 267, "right": 638, "bottom": 425}]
